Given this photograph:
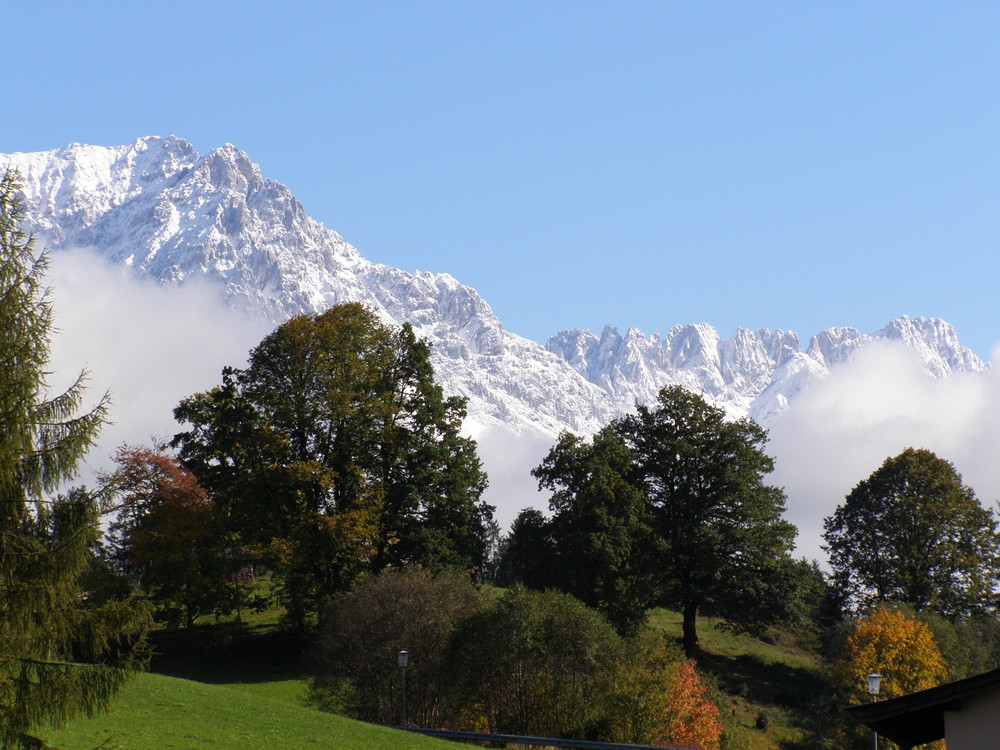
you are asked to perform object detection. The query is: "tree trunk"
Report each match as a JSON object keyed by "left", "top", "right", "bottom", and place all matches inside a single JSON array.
[{"left": 682, "top": 600, "right": 699, "bottom": 657}]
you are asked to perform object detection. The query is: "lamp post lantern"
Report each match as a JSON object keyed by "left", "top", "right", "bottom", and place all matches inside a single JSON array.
[
  {"left": 866, "top": 673, "right": 881, "bottom": 700},
  {"left": 398, "top": 650, "right": 409, "bottom": 727},
  {"left": 866, "top": 673, "right": 881, "bottom": 750}
]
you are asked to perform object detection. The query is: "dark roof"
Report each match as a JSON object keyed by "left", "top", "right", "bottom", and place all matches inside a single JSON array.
[{"left": 844, "top": 668, "right": 1000, "bottom": 749}]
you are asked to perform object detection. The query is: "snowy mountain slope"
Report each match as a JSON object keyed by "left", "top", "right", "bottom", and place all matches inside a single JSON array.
[
  {"left": 546, "top": 316, "right": 988, "bottom": 426},
  {"left": 4, "top": 136, "right": 616, "bottom": 436},
  {"left": 3, "top": 137, "right": 988, "bottom": 440}
]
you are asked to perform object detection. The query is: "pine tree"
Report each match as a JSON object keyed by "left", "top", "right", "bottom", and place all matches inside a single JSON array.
[{"left": 0, "top": 170, "right": 150, "bottom": 749}]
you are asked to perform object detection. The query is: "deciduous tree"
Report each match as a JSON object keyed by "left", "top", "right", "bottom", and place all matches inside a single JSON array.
[
  {"left": 652, "top": 658, "right": 722, "bottom": 750},
  {"left": 615, "top": 386, "right": 797, "bottom": 656},
  {"left": 104, "top": 444, "right": 232, "bottom": 628},
  {"left": 451, "top": 586, "right": 621, "bottom": 739},
  {"left": 605, "top": 629, "right": 721, "bottom": 749},
  {"left": 173, "top": 303, "right": 492, "bottom": 629},
  {"left": 833, "top": 606, "right": 947, "bottom": 706},
  {"left": 532, "top": 426, "right": 656, "bottom": 634},
  {"left": 0, "top": 170, "right": 150, "bottom": 748},
  {"left": 824, "top": 447, "right": 1000, "bottom": 618},
  {"left": 311, "top": 567, "right": 485, "bottom": 726}
]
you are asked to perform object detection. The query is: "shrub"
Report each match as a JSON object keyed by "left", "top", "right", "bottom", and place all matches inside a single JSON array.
[
  {"left": 310, "top": 567, "right": 485, "bottom": 726},
  {"left": 451, "top": 585, "right": 621, "bottom": 739}
]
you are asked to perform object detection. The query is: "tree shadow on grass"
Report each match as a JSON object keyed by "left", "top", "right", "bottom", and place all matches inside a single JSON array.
[
  {"left": 149, "top": 625, "right": 305, "bottom": 685},
  {"left": 691, "top": 647, "right": 830, "bottom": 750},
  {"left": 694, "top": 648, "right": 824, "bottom": 708}
]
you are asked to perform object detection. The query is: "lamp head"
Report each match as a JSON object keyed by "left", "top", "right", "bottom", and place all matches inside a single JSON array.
[
  {"left": 398, "top": 650, "right": 409, "bottom": 669},
  {"left": 866, "top": 672, "right": 881, "bottom": 697}
]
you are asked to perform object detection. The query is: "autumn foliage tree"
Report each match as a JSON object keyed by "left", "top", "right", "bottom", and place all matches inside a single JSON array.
[
  {"left": 652, "top": 658, "right": 722, "bottom": 750},
  {"left": 832, "top": 606, "right": 947, "bottom": 704},
  {"left": 828, "top": 606, "right": 947, "bottom": 748},
  {"left": 105, "top": 444, "right": 229, "bottom": 627}
]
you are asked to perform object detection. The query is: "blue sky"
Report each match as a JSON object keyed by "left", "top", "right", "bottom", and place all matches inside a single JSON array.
[{"left": 8, "top": 1, "right": 1000, "bottom": 357}]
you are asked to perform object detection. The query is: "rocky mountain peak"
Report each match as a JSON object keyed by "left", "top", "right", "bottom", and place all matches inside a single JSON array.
[{"left": 2, "top": 137, "right": 987, "bottom": 438}]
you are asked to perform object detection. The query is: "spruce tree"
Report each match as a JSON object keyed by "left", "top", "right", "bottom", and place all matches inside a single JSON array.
[{"left": 0, "top": 170, "right": 150, "bottom": 749}]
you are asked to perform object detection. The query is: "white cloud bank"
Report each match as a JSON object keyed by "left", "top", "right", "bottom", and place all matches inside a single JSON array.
[
  {"left": 46, "top": 249, "right": 272, "bottom": 484},
  {"left": 469, "top": 422, "right": 554, "bottom": 529},
  {"left": 768, "top": 341, "right": 1000, "bottom": 564},
  {"left": 476, "top": 340, "right": 1000, "bottom": 567}
]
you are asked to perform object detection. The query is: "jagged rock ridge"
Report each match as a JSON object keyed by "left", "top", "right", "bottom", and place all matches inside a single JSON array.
[{"left": 3, "top": 137, "right": 988, "bottom": 437}]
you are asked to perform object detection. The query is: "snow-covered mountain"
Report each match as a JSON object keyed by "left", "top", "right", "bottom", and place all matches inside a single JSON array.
[
  {"left": 3, "top": 136, "right": 988, "bottom": 440},
  {"left": 548, "top": 315, "right": 987, "bottom": 425}
]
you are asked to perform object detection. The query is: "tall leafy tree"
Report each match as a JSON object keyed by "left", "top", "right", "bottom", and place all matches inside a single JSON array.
[
  {"left": 496, "top": 507, "right": 557, "bottom": 589},
  {"left": 824, "top": 447, "right": 1000, "bottom": 618},
  {"left": 104, "top": 444, "right": 230, "bottom": 628},
  {"left": 0, "top": 170, "right": 150, "bottom": 748},
  {"left": 532, "top": 426, "right": 656, "bottom": 634},
  {"left": 531, "top": 385, "right": 796, "bottom": 656},
  {"left": 615, "top": 386, "right": 797, "bottom": 656},
  {"left": 173, "top": 303, "right": 491, "bottom": 629}
]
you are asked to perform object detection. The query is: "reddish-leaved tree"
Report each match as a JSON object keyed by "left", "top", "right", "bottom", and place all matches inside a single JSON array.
[
  {"left": 105, "top": 444, "right": 231, "bottom": 627},
  {"left": 652, "top": 658, "right": 723, "bottom": 750}
]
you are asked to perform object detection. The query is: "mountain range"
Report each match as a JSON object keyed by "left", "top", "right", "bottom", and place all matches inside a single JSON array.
[{"left": 3, "top": 136, "right": 987, "bottom": 441}]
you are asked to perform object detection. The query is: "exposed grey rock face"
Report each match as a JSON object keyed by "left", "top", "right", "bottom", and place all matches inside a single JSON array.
[{"left": 3, "top": 137, "right": 987, "bottom": 438}]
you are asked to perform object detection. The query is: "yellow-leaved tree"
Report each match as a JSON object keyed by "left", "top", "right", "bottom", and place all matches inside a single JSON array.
[
  {"left": 833, "top": 606, "right": 947, "bottom": 703},
  {"left": 829, "top": 606, "right": 947, "bottom": 748}
]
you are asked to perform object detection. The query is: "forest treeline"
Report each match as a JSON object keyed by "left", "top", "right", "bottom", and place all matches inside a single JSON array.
[
  {"left": 4, "top": 168, "right": 1000, "bottom": 749},
  {"left": 87, "top": 300, "right": 1000, "bottom": 749}
]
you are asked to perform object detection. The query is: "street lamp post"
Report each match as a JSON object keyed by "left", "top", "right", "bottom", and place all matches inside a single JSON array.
[
  {"left": 398, "top": 650, "right": 409, "bottom": 727},
  {"left": 866, "top": 673, "right": 881, "bottom": 750}
]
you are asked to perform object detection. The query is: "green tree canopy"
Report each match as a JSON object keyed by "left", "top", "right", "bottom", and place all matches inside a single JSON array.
[
  {"left": 616, "top": 386, "right": 797, "bottom": 655},
  {"left": 531, "top": 426, "right": 656, "bottom": 635},
  {"left": 452, "top": 585, "right": 623, "bottom": 739},
  {"left": 532, "top": 385, "right": 797, "bottom": 656},
  {"left": 172, "top": 303, "right": 492, "bottom": 629},
  {"left": 0, "top": 170, "right": 150, "bottom": 748},
  {"left": 312, "top": 567, "right": 486, "bottom": 727},
  {"left": 823, "top": 447, "right": 1000, "bottom": 618}
]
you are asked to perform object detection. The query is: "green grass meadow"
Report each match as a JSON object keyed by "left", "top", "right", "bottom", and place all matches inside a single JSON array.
[{"left": 42, "top": 672, "right": 458, "bottom": 750}]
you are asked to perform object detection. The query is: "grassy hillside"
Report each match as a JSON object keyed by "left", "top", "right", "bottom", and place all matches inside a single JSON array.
[
  {"left": 39, "top": 596, "right": 827, "bottom": 750},
  {"left": 648, "top": 608, "right": 825, "bottom": 749},
  {"left": 42, "top": 672, "right": 457, "bottom": 750}
]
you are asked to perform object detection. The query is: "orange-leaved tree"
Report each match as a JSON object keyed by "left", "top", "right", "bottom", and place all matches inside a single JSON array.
[
  {"left": 828, "top": 606, "right": 947, "bottom": 748},
  {"left": 652, "top": 658, "right": 722, "bottom": 750},
  {"left": 105, "top": 444, "right": 231, "bottom": 627}
]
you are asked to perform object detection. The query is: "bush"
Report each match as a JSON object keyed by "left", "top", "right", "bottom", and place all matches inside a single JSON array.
[
  {"left": 451, "top": 585, "right": 621, "bottom": 738},
  {"left": 310, "top": 567, "right": 485, "bottom": 726},
  {"left": 312, "top": 574, "right": 723, "bottom": 746}
]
